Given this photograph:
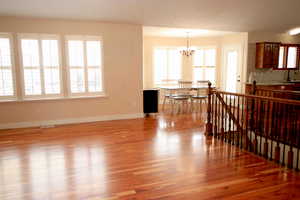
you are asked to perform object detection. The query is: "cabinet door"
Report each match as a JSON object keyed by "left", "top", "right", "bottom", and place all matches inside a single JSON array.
[
  {"left": 255, "top": 43, "right": 264, "bottom": 68},
  {"left": 263, "top": 43, "right": 274, "bottom": 68},
  {"left": 272, "top": 43, "right": 280, "bottom": 67}
]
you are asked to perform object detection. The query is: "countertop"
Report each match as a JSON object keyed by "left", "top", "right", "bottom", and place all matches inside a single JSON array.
[{"left": 245, "top": 81, "right": 300, "bottom": 86}]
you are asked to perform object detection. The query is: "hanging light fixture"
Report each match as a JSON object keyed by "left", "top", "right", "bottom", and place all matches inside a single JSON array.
[{"left": 180, "top": 32, "right": 195, "bottom": 57}]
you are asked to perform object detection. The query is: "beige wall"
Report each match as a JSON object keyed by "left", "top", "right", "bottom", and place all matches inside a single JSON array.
[
  {"left": 0, "top": 17, "right": 143, "bottom": 128},
  {"left": 143, "top": 36, "right": 222, "bottom": 89},
  {"left": 143, "top": 33, "right": 248, "bottom": 91}
]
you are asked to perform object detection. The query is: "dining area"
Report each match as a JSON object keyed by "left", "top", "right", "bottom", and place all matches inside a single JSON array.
[{"left": 159, "top": 80, "right": 211, "bottom": 114}]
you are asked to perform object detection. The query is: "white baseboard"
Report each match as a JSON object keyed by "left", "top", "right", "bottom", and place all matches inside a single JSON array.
[{"left": 0, "top": 113, "right": 144, "bottom": 130}]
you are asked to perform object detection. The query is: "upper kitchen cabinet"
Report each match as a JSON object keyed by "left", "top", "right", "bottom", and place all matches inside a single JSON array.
[
  {"left": 276, "top": 44, "right": 300, "bottom": 70},
  {"left": 255, "top": 42, "right": 280, "bottom": 69}
]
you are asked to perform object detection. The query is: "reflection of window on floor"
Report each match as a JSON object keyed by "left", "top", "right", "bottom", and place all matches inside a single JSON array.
[
  {"left": 154, "top": 48, "right": 182, "bottom": 85},
  {"left": 193, "top": 48, "right": 216, "bottom": 84}
]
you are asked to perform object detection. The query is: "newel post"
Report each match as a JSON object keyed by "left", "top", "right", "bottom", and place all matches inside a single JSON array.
[{"left": 205, "top": 81, "right": 213, "bottom": 136}]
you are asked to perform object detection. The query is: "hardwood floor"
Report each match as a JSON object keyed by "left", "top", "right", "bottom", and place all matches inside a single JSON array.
[{"left": 0, "top": 112, "right": 300, "bottom": 200}]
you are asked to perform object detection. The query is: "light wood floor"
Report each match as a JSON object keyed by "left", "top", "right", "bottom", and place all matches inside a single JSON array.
[{"left": 0, "top": 112, "right": 300, "bottom": 200}]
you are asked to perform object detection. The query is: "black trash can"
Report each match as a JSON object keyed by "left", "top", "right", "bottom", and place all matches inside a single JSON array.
[{"left": 143, "top": 89, "right": 159, "bottom": 114}]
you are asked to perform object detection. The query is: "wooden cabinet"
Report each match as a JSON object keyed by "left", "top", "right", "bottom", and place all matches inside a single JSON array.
[{"left": 255, "top": 42, "right": 280, "bottom": 69}]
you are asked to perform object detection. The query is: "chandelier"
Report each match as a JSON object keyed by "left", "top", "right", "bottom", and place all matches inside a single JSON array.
[{"left": 180, "top": 32, "right": 195, "bottom": 57}]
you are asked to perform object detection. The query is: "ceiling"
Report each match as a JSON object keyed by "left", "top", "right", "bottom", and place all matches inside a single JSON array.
[
  {"left": 143, "top": 27, "right": 234, "bottom": 38},
  {"left": 0, "top": 0, "right": 300, "bottom": 32}
]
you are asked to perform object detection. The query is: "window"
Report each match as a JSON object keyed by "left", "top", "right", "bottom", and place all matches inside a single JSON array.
[
  {"left": 193, "top": 48, "right": 216, "bottom": 84},
  {"left": 19, "top": 34, "right": 61, "bottom": 97},
  {"left": 66, "top": 36, "right": 103, "bottom": 96},
  {"left": 0, "top": 34, "right": 15, "bottom": 99},
  {"left": 287, "top": 47, "right": 297, "bottom": 69},
  {"left": 277, "top": 44, "right": 300, "bottom": 69},
  {"left": 154, "top": 48, "right": 182, "bottom": 85},
  {"left": 278, "top": 46, "right": 284, "bottom": 69}
]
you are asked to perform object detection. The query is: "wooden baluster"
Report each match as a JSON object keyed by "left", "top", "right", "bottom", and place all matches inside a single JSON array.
[
  {"left": 259, "top": 99, "right": 264, "bottom": 155},
  {"left": 253, "top": 98, "right": 259, "bottom": 154},
  {"left": 288, "top": 105, "right": 296, "bottom": 169},
  {"left": 205, "top": 82, "right": 212, "bottom": 136},
  {"left": 217, "top": 93, "right": 221, "bottom": 139},
  {"left": 233, "top": 95, "right": 236, "bottom": 145},
  {"left": 296, "top": 107, "right": 300, "bottom": 170},
  {"left": 221, "top": 93, "right": 225, "bottom": 141},
  {"left": 245, "top": 97, "right": 250, "bottom": 151},
  {"left": 225, "top": 94, "right": 228, "bottom": 142},
  {"left": 240, "top": 96, "right": 245, "bottom": 149},
  {"left": 214, "top": 91, "right": 218, "bottom": 137},
  {"left": 229, "top": 95, "right": 232, "bottom": 144},
  {"left": 282, "top": 104, "right": 288, "bottom": 166},
  {"left": 211, "top": 92, "right": 215, "bottom": 136},
  {"left": 274, "top": 103, "right": 281, "bottom": 163},
  {"left": 264, "top": 100, "right": 270, "bottom": 158},
  {"left": 237, "top": 96, "right": 240, "bottom": 147},
  {"left": 270, "top": 101, "right": 276, "bottom": 161},
  {"left": 250, "top": 82, "right": 256, "bottom": 133}
]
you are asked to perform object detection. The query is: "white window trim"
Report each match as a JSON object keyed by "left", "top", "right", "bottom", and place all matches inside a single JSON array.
[
  {"left": 192, "top": 46, "right": 217, "bottom": 83},
  {"left": 0, "top": 33, "right": 17, "bottom": 101},
  {"left": 192, "top": 46, "right": 217, "bottom": 67},
  {"left": 17, "top": 33, "right": 64, "bottom": 100},
  {"left": 65, "top": 35, "right": 105, "bottom": 97},
  {"left": 152, "top": 46, "right": 183, "bottom": 86}
]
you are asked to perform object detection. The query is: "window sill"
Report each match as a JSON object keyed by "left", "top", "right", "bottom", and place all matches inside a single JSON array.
[{"left": 0, "top": 94, "right": 108, "bottom": 103}]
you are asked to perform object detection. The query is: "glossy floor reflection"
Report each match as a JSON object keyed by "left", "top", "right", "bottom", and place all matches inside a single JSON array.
[{"left": 0, "top": 113, "right": 300, "bottom": 200}]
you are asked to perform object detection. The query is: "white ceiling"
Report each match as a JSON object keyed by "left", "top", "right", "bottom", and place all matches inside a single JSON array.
[
  {"left": 0, "top": 0, "right": 300, "bottom": 32},
  {"left": 143, "top": 26, "right": 233, "bottom": 38}
]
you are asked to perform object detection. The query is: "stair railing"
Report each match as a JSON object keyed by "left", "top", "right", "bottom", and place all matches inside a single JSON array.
[{"left": 206, "top": 82, "right": 300, "bottom": 170}]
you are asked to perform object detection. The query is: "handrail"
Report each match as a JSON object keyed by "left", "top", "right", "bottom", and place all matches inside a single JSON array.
[
  {"left": 215, "top": 92, "right": 242, "bottom": 131},
  {"left": 257, "top": 88, "right": 300, "bottom": 95},
  {"left": 206, "top": 82, "right": 300, "bottom": 170},
  {"left": 213, "top": 89, "right": 300, "bottom": 106}
]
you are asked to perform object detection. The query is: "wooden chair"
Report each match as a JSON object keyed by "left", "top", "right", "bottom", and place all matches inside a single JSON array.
[{"left": 191, "top": 80, "right": 209, "bottom": 112}]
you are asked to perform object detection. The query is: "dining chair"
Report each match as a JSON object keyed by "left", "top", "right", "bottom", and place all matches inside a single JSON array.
[
  {"left": 191, "top": 80, "right": 209, "bottom": 112},
  {"left": 178, "top": 80, "right": 193, "bottom": 89},
  {"left": 170, "top": 80, "right": 193, "bottom": 114},
  {"left": 161, "top": 79, "right": 176, "bottom": 111}
]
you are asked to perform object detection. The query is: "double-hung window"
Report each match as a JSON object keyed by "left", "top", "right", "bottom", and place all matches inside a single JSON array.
[
  {"left": 193, "top": 48, "right": 216, "bottom": 84},
  {"left": 153, "top": 47, "right": 182, "bottom": 85},
  {"left": 66, "top": 36, "right": 103, "bottom": 96},
  {"left": 0, "top": 34, "right": 15, "bottom": 100},
  {"left": 19, "top": 34, "right": 62, "bottom": 98}
]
